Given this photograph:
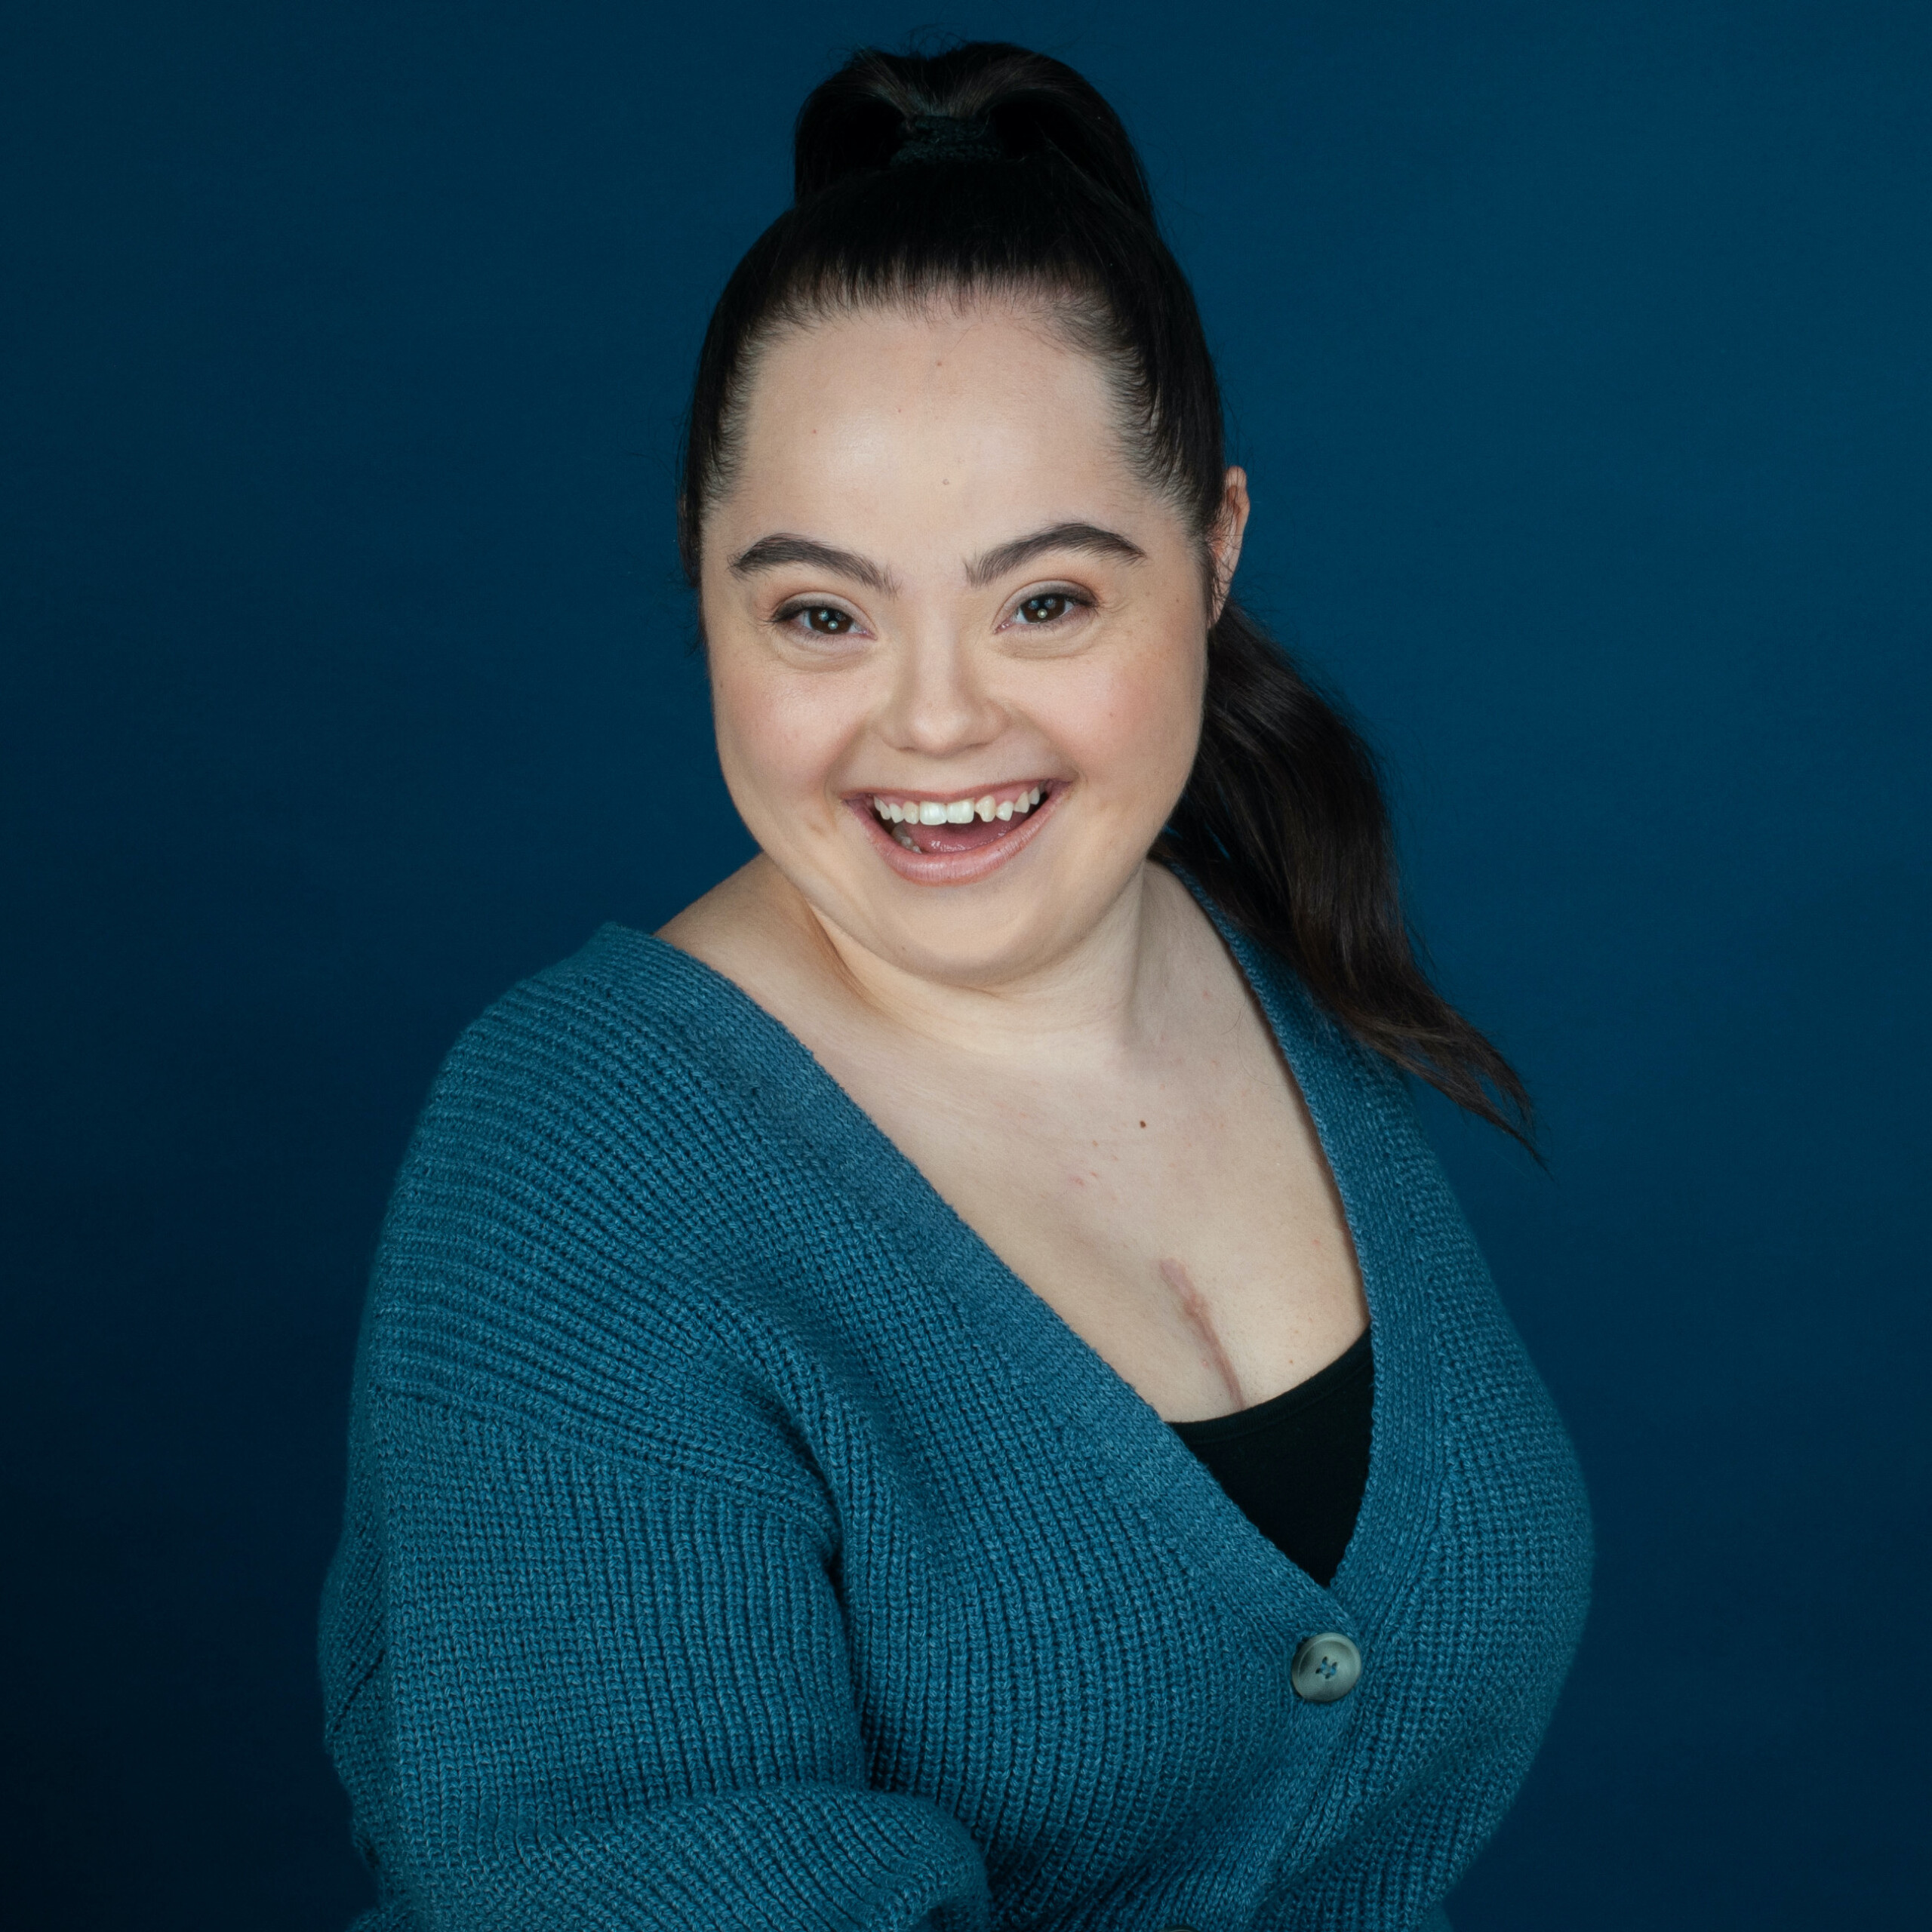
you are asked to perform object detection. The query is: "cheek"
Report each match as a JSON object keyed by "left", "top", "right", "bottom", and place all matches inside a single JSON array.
[
  {"left": 709, "top": 645, "right": 863, "bottom": 810},
  {"left": 1046, "top": 624, "right": 1205, "bottom": 800}
]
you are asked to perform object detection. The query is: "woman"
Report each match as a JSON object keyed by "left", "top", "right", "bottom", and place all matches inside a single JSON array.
[{"left": 321, "top": 42, "right": 1592, "bottom": 1932}]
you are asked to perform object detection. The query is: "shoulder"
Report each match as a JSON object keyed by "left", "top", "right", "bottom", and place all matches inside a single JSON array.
[
  {"left": 357, "top": 919, "right": 825, "bottom": 1452},
  {"left": 1159, "top": 860, "right": 1411, "bottom": 1118},
  {"left": 409, "top": 919, "right": 758, "bottom": 1189},
  {"left": 654, "top": 851, "right": 786, "bottom": 968}
]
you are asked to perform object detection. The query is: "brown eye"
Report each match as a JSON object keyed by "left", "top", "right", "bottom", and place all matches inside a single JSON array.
[
  {"left": 801, "top": 607, "right": 854, "bottom": 635},
  {"left": 1017, "top": 593, "right": 1073, "bottom": 624}
]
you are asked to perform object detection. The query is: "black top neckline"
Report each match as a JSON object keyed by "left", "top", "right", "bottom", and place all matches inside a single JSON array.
[{"left": 1167, "top": 1325, "right": 1374, "bottom": 1446}]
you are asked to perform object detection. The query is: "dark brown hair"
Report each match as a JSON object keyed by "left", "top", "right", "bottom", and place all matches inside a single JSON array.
[{"left": 677, "top": 40, "right": 1533, "bottom": 1145}]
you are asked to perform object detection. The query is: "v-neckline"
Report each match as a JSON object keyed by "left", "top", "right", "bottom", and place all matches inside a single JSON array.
[{"left": 598, "top": 871, "right": 1440, "bottom": 1644}]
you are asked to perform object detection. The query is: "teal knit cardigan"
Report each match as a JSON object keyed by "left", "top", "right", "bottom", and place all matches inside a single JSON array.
[{"left": 319, "top": 890, "right": 1592, "bottom": 1931}]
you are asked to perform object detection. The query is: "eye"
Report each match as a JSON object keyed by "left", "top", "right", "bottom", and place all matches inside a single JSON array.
[
  {"left": 1011, "top": 589, "right": 1091, "bottom": 627},
  {"left": 799, "top": 605, "right": 854, "bottom": 635},
  {"left": 774, "top": 601, "right": 863, "bottom": 638}
]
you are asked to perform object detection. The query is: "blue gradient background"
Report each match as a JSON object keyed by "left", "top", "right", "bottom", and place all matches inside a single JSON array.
[{"left": 2, "top": 4, "right": 1925, "bottom": 1927}]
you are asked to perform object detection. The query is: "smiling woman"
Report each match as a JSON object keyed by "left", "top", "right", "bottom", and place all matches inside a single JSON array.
[
  {"left": 726, "top": 507, "right": 1145, "bottom": 883},
  {"left": 320, "top": 40, "right": 1592, "bottom": 1932},
  {"left": 691, "top": 297, "right": 1222, "bottom": 946}
]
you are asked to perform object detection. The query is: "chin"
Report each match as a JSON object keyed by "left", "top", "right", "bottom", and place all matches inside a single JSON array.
[{"left": 847, "top": 864, "right": 1137, "bottom": 988}]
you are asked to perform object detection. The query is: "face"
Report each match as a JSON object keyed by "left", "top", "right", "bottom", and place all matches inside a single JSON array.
[{"left": 699, "top": 298, "right": 1246, "bottom": 989}]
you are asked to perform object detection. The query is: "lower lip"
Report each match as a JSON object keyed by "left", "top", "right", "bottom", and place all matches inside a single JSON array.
[{"left": 845, "top": 786, "right": 1065, "bottom": 886}]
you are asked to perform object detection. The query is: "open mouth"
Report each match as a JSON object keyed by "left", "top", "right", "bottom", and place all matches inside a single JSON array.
[{"left": 861, "top": 782, "right": 1055, "bottom": 856}]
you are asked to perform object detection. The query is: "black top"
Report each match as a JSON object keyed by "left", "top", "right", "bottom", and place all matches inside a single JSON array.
[{"left": 1166, "top": 1327, "right": 1374, "bottom": 1587}]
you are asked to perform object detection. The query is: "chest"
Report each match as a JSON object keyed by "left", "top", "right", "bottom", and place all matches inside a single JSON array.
[
  {"left": 760, "top": 1056, "right": 1595, "bottom": 1932},
  {"left": 812, "top": 995, "right": 1370, "bottom": 1424}
]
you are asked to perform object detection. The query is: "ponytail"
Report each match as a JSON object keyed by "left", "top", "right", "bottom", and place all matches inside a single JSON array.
[{"left": 1159, "top": 603, "right": 1533, "bottom": 1144}]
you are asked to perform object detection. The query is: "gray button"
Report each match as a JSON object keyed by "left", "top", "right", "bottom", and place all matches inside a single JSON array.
[{"left": 1290, "top": 1631, "right": 1361, "bottom": 1703}]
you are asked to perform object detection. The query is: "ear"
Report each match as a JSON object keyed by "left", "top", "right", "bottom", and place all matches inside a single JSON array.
[{"left": 1208, "top": 466, "right": 1251, "bottom": 623}]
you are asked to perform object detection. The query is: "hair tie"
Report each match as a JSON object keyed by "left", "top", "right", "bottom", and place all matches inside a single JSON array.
[{"left": 891, "top": 113, "right": 1004, "bottom": 168}]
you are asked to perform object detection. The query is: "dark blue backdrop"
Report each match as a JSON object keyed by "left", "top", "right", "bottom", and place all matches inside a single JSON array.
[{"left": 3, "top": 3, "right": 1925, "bottom": 1927}]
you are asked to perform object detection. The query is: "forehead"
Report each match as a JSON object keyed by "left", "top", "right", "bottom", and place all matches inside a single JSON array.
[{"left": 716, "top": 300, "right": 1154, "bottom": 556}]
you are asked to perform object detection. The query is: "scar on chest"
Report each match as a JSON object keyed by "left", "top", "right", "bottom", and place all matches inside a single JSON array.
[{"left": 1157, "top": 1258, "right": 1247, "bottom": 1409}]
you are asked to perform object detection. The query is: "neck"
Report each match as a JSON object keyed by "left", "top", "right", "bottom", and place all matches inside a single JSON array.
[{"left": 789, "top": 859, "right": 1180, "bottom": 1066}]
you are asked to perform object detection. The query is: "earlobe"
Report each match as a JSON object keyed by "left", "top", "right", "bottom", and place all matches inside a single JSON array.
[{"left": 1209, "top": 466, "right": 1251, "bottom": 621}]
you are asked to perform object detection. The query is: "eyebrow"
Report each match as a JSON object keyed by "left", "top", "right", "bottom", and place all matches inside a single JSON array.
[
  {"left": 728, "top": 534, "right": 897, "bottom": 593},
  {"left": 964, "top": 521, "right": 1147, "bottom": 588},
  {"left": 728, "top": 520, "right": 1147, "bottom": 596}
]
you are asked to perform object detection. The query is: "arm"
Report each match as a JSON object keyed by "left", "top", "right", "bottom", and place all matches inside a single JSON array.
[{"left": 331, "top": 1390, "right": 989, "bottom": 1930}]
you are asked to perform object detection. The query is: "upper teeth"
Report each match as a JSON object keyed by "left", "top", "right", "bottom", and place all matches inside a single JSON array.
[{"left": 872, "top": 786, "right": 1042, "bottom": 825}]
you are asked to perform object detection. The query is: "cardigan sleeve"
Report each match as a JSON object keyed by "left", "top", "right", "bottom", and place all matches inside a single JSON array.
[
  {"left": 320, "top": 958, "right": 993, "bottom": 1927},
  {"left": 328, "top": 1386, "right": 990, "bottom": 1931}
]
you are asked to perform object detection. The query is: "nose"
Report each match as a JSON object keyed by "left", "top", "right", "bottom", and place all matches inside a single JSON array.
[{"left": 875, "top": 624, "right": 1005, "bottom": 760}]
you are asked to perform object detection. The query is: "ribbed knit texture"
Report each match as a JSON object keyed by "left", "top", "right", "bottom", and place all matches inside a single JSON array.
[{"left": 319, "top": 885, "right": 1592, "bottom": 1931}]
